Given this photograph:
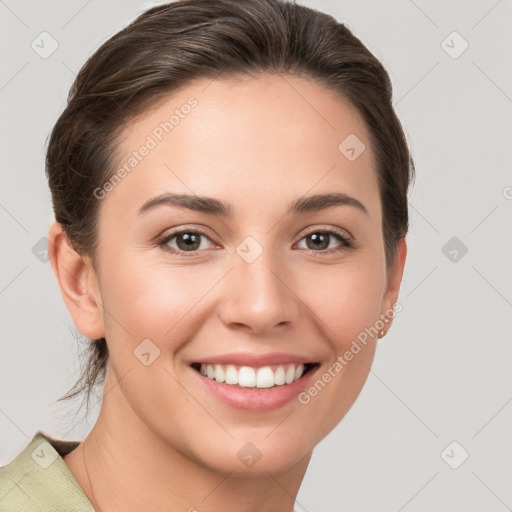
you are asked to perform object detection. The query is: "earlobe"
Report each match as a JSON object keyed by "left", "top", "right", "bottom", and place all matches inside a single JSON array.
[{"left": 48, "top": 222, "right": 105, "bottom": 339}]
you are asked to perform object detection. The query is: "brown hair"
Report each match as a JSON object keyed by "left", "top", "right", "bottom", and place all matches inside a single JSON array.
[{"left": 47, "top": 0, "right": 414, "bottom": 410}]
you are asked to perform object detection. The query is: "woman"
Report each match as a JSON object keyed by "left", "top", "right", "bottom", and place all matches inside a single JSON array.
[{"left": 0, "top": 0, "right": 413, "bottom": 510}]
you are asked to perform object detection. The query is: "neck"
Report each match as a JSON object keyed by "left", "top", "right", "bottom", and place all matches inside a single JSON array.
[{"left": 63, "top": 373, "right": 311, "bottom": 511}]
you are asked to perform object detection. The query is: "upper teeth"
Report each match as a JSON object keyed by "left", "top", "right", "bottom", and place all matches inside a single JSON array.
[{"left": 199, "top": 363, "right": 306, "bottom": 388}]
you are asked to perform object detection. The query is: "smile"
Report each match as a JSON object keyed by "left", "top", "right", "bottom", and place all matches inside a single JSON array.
[{"left": 191, "top": 362, "right": 318, "bottom": 389}]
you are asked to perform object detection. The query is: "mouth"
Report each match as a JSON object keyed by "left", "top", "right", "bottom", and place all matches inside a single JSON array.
[{"left": 190, "top": 361, "right": 319, "bottom": 389}]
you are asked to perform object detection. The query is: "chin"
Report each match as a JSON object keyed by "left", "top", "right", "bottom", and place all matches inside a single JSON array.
[{"left": 186, "top": 431, "right": 314, "bottom": 476}]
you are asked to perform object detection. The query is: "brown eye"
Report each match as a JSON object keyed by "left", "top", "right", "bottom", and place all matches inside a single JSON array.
[
  {"left": 305, "top": 232, "right": 330, "bottom": 250},
  {"left": 175, "top": 232, "right": 202, "bottom": 251},
  {"left": 157, "top": 228, "right": 215, "bottom": 256},
  {"left": 297, "top": 230, "right": 352, "bottom": 253}
]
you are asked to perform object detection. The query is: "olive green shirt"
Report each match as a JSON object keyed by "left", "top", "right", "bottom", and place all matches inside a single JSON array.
[{"left": 0, "top": 431, "right": 94, "bottom": 511}]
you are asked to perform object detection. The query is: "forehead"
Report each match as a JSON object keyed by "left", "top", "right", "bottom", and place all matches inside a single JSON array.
[{"left": 103, "top": 73, "right": 379, "bottom": 220}]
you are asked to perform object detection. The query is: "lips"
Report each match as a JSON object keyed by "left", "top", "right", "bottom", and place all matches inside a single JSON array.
[{"left": 190, "top": 355, "right": 320, "bottom": 411}]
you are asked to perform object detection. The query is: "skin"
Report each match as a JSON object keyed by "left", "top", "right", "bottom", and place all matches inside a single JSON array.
[{"left": 49, "top": 73, "right": 407, "bottom": 512}]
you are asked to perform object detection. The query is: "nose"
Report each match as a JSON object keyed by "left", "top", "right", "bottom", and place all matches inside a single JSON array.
[{"left": 217, "top": 248, "right": 300, "bottom": 335}]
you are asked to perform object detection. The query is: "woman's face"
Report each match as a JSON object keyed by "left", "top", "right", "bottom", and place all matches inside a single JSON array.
[{"left": 87, "top": 74, "right": 405, "bottom": 474}]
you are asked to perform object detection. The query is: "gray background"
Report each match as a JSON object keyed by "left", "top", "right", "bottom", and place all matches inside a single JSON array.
[{"left": 1, "top": 1, "right": 511, "bottom": 510}]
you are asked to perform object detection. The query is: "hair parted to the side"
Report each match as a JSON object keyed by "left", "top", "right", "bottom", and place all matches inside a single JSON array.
[{"left": 47, "top": 0, "right": 415, "bottom": 411}]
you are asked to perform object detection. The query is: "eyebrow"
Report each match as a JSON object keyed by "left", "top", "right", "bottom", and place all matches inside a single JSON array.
[{"left": 137, "top": 192, "right": 368, "bottom": 217}]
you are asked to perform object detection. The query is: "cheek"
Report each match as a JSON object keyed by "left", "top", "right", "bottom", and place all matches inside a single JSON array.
[
  {"left": 298, "top": 257, "right": 385, "bottom": 345},
  {"left": 292, "top": 256, "right": 384, "bottom": 429},
  {"left": 99, "top": 255, "right": 220, "bottom": 347}
]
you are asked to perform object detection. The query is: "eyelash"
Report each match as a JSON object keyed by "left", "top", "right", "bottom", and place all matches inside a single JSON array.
[{"left": 156, "top": 226, "right": 353, "bottom": 257}]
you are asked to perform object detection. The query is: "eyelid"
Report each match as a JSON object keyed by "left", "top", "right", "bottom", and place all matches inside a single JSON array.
[
  {"left": 298, "top": 224, "right": 352, "bottom": 241},
  {"left": 157, "top": 224, "right": 216, "bottom": 242}
]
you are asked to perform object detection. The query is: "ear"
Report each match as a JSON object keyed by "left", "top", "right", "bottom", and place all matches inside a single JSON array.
[
  {"left": 48, "top": 222, "right": 105, "bottom": 339},
  {"left": 380, "top": 237, "right": 407, "bottom": 326}
]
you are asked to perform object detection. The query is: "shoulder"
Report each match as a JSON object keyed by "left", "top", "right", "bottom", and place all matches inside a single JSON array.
[{"left": 0, "top": 431, "right": 94, "bottom": 511}]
